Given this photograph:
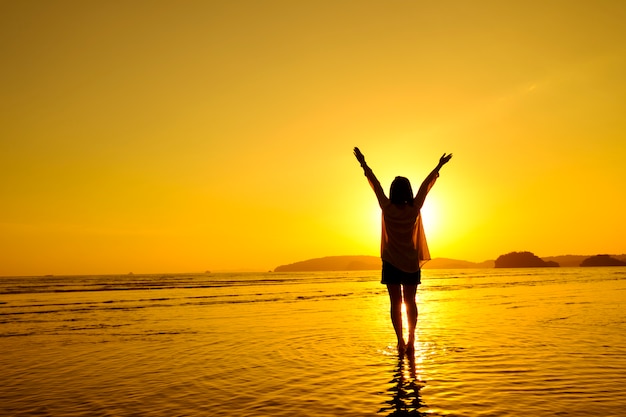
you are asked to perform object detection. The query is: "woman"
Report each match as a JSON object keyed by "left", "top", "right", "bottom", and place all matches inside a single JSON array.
[{"left": 354, "top": 147, "right": 452, "bottom": 355}]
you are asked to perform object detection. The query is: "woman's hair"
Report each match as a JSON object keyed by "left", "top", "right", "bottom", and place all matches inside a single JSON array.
[{"left": 390, "top": 176, "right": 414, "bottom": 205}]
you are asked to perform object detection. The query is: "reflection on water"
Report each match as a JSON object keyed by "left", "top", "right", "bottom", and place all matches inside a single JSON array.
[
  {"left": 2, "top": 269, "right": 626, "bottom": 416},
  {"left": 380, "top": 352, "right": 428, "bottom": 416}
]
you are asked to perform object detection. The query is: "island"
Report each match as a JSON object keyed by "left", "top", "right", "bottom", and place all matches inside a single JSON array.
[
  {"left": 274, "top": 256, "right": 380, "bottom": 272},
  {"left": 580, "top": 254, "right": 626, "bottom": 267},
  {"left": 274, "top": 255, "right": 494, "bottom": 272},
  {"left": 274, "top": 252, "right": 626, "bottom": 272},
  {"left": 494, "top": 251, "right": 559, "bottom": 268}
]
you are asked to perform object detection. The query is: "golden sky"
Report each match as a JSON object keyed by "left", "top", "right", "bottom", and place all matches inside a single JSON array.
[{"left": 1, "top": 1, "right": 625, "bottom": 275}]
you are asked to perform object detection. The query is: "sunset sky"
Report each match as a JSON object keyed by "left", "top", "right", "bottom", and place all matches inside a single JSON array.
[{"left": 1, "top": 1, "right": 625, "bottom": 275}]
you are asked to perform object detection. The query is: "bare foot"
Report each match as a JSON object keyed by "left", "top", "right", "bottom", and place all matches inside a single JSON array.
[
  {"left": 397, "top": 340, "right": 406, "bottom": 356},
  {"left": 405, "top": 343, "right": 415, "bottom": 357}
]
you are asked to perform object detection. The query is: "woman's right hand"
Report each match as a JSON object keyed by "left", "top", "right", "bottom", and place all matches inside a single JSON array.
[{"left": 354, "top": 147, "right": 366, "bottom": 165}]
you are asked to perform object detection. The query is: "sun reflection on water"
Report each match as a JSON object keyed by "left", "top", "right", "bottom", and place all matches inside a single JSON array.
[{"left": 378, "top": 351, "right": 429, "bottom": 416}]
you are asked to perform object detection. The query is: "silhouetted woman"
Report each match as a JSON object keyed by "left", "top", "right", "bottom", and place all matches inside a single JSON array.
[{"left": 354, "top": 147, "right": 452, "bottom": 355}]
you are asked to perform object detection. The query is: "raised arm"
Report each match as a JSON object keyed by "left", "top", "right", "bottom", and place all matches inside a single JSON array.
[
  {"left": 414, "top": 153, "right": 452, "bottom": 209},
  {"left": 354, "top": 147, "right": 388, "bottom": 207}
]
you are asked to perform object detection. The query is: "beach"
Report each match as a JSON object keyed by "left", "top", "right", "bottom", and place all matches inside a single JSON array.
[{"left": 1, "top": 268, "right": 626, "bottom": 416}]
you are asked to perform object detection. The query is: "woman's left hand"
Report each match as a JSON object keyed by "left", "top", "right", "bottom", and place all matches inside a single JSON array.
[{"left": 439, "top": 153, "right": 453, "bottom": 167}]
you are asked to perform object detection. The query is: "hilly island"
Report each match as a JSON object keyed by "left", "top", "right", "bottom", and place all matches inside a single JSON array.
[{"left": 274, "top": 252, "right": 626, "bottom": 272}]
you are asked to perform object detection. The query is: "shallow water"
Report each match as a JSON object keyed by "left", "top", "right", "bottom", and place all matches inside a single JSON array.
[{"left": 1, "top": 268, "right": 626, "bottom": 416}]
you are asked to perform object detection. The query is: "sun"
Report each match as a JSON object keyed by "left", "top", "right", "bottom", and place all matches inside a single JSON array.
[{"left": 420, "top": 196, "right": 440, "bottom": 239}]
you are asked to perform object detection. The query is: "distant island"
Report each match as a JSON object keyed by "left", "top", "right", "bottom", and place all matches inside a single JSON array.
[
  {"left": 494, "top": 251, "right": 559, "bottom": 268},
  {"left": 274, "top": 255, "right": 493, "bottom": 272},
  {"left": 274, "top": 252, "right": 626, "bottom": 272},
  {"left": 580, "top": 254, "right": 626, "bottom": 267},
  {"left": 274, "top": 256, "right": 380, "bottom": 272}
]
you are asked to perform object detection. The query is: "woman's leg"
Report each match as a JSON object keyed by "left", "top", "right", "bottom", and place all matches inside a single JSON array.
[
  {"left": 386, "top": 284, "right": 405, "bottom": 353},
  {"left": 402, "top": 284, "right": 418, "bottom": 353}
]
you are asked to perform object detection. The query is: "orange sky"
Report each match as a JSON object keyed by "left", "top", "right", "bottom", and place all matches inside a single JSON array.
[{"left": 1, "top": 1, "right": 625, "bottom": 275}]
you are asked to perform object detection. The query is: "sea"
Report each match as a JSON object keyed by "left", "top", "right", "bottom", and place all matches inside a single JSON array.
[{"left": 1, "top": 267, "right": 626, "bottom": 416}]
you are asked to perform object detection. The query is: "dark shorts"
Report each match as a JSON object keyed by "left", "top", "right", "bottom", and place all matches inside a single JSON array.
[{"left": 381, "top": 261, "right": 421, "bottom": 285}]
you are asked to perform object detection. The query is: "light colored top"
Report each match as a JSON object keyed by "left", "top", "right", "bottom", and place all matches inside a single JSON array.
[{"left": 363, "top": 165, "right": 439, "bottom": 272}]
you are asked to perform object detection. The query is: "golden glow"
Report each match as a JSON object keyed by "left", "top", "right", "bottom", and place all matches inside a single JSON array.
[
  {"left": 420, "top": 198, "right": 441, "bottom": 243},
  {"left": 1, "top": 2, "right": 625, "bottom": 275}
]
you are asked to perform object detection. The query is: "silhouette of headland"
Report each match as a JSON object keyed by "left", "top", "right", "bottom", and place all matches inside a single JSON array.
[
  {"left": 273, "top": 256, "right": 493, "bottom": 272},
  {"left": 274, "top": 256, "right": 380, "bottom": 272},
  {"left": 494, "top": 251, "right": 559, "bottom": 268},
  {"left": 274, "top": 252, "right": 626, "bottom": 272},
  {"left": 580, "top": 254, "right": 626, "bottom": 267}
]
